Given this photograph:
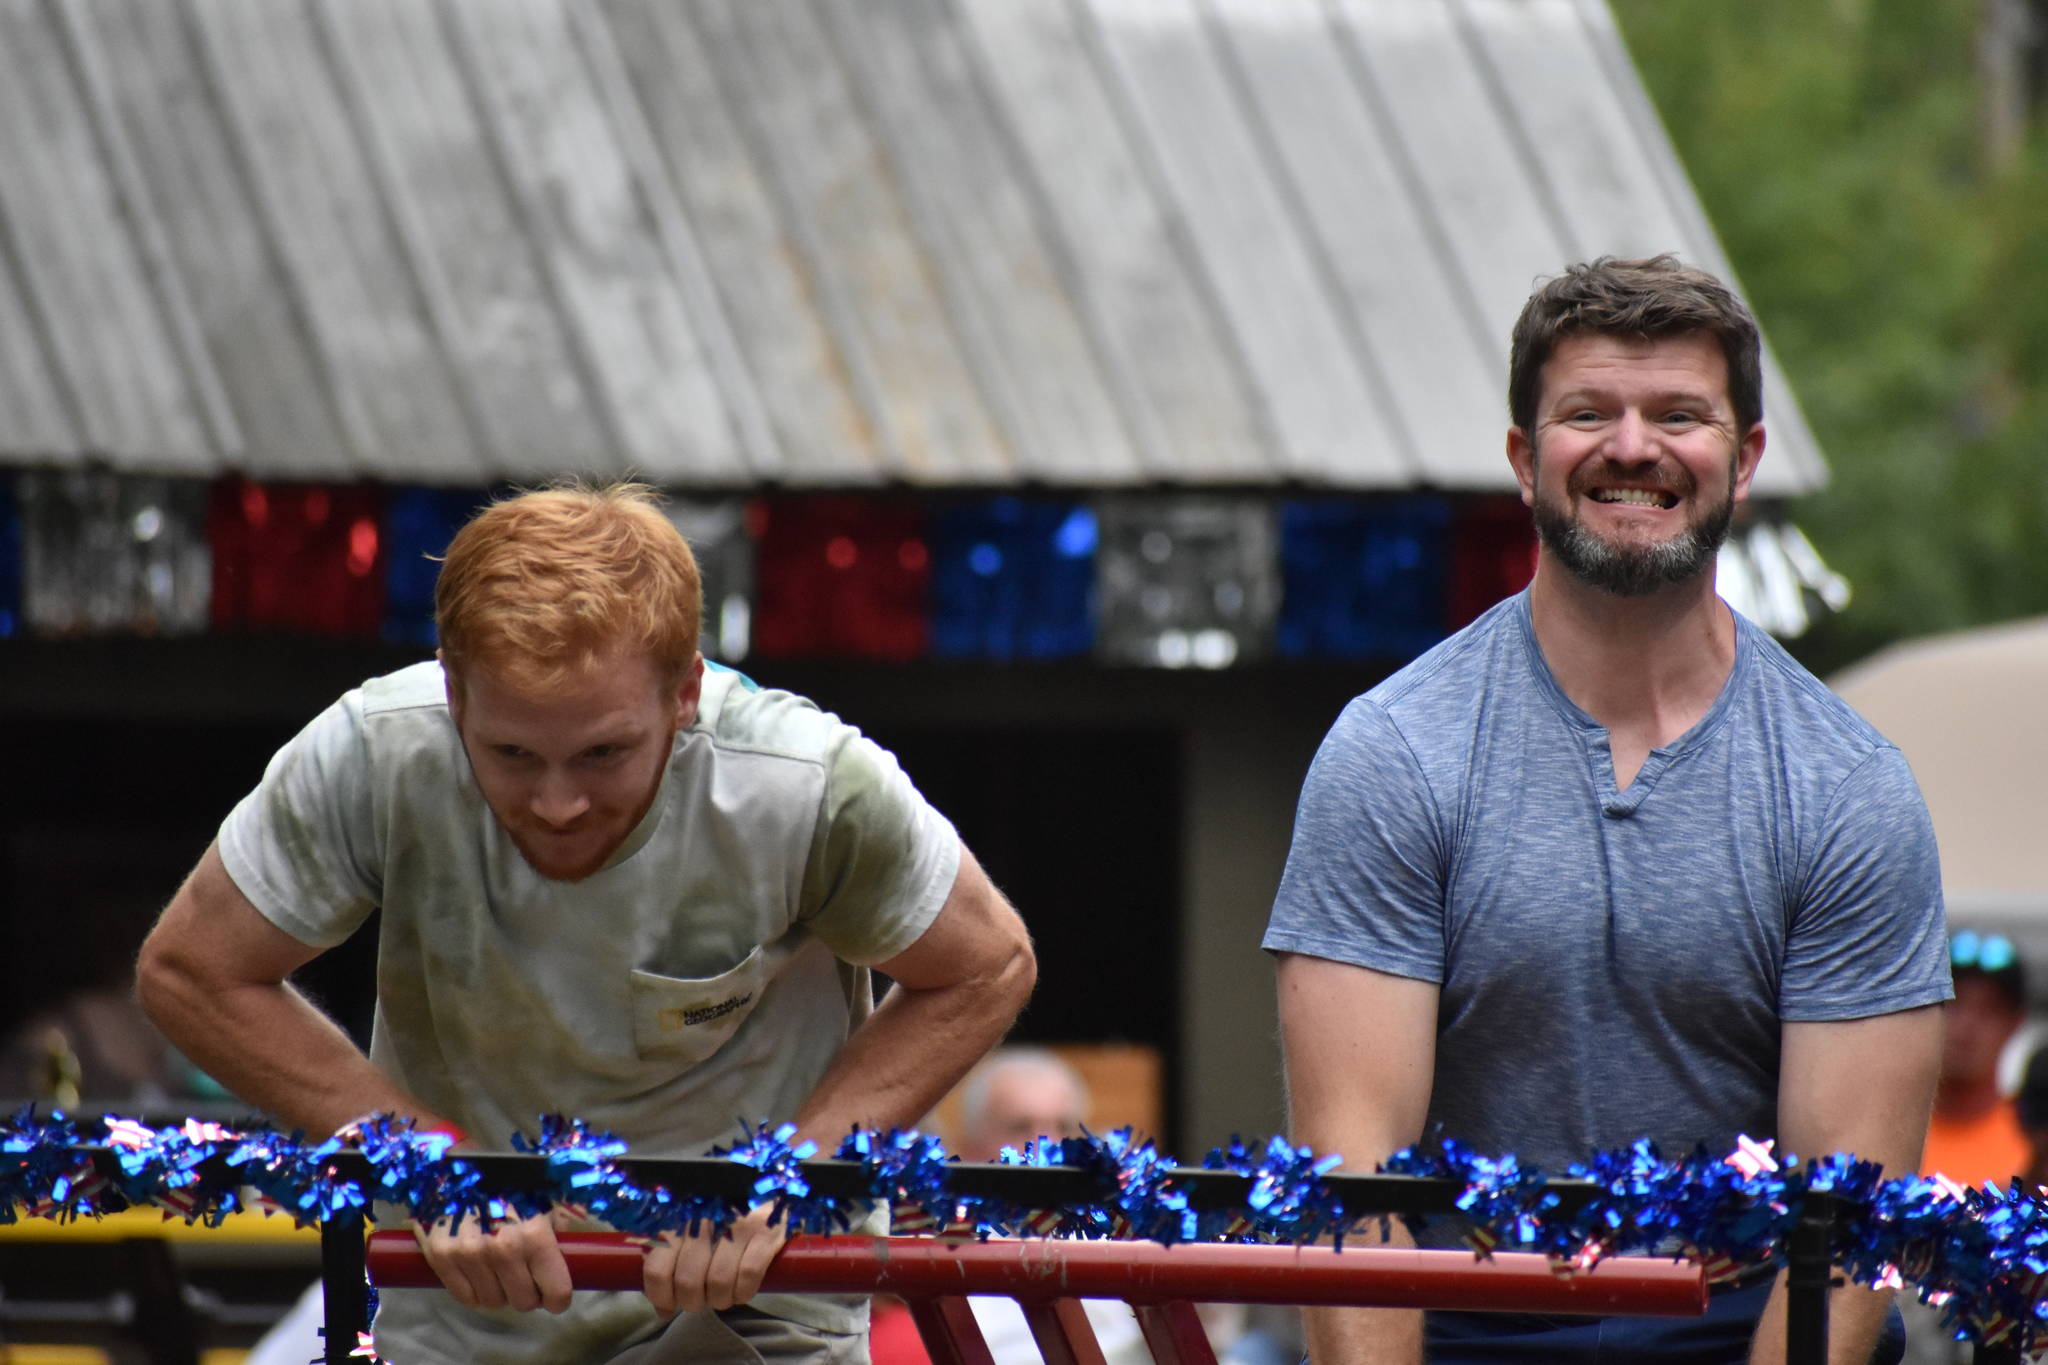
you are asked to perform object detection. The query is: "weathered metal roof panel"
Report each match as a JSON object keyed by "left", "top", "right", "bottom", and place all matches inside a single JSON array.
[
  {"left": 1330, "top": 0, "right": 1574, "bottom": 357},
  {"left": 189, "top": 0, "right": 484, "bottom": 480},
  {"left": 692, "top": 0, "right": 1014, "bottom": 485},
  {"left": 0, "top": 0, "right": 215, "bottom": 471},
  {"left": 312, "top": 0, "right": 608, "bottom": 481},
  {"left": 83, "top": 0, "right": 347, "bottom": 476},
  {"left": 599, "top": 0, "right": 860, "bottom": 484},
  {"left": 958, "top": 0, "right": 1273, "bottom": 483},
  {"left": 826, "top": 0, "right": 1146, "bottom": 486},
  {"left": 1088, "top": 0, "right": 1411, "bottom": 485},
  {"left": 0, "top": 205, "right": 85, "bottom": 459},
  {"left": 442, "top": 0, "right": 753, "bottom": 483},
  {"left": 1208, "top": 0, "right": 1505, "bottom": 489},
  {"left": 0, "top": 0, "right": 1827, "bottom": 493}
]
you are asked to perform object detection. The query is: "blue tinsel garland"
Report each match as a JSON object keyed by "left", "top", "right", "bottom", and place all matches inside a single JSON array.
[{"left": 5, "top": 1107, "right": 2043, "bottom": 1351}]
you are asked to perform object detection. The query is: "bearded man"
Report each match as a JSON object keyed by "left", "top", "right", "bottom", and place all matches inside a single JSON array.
[{"left": 1264, "top": 257, "right": 1947, "bottom": 1365}]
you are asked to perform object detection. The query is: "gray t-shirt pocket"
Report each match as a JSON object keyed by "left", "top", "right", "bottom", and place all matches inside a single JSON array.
[{"left": 629, "top": 947, "right": 768, "bottom": 1065}]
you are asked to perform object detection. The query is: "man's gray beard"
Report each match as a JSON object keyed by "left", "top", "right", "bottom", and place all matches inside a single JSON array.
[{"left": 1532, "top": 492, "right": 1734, "bottom": 597}]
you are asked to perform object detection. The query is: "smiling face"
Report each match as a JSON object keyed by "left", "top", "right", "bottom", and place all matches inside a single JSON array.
[
  {"left": 446, "top": 649, "right": 702, "bottom": 882},
  {"left": 1508, "top": 331, "right": 1765, "bottom": 597}
]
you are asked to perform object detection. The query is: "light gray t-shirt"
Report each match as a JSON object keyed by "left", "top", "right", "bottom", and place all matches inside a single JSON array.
[
  {"left": 220, "top": 660, "right": 959, "bottom": 1360},
  {"left": 1263, "top": 591, "right": 1949, "bottom": 1177}
]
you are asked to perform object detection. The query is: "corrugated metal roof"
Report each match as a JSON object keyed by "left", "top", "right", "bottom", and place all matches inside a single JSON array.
[{"left": 0, "top": 0, "right": 1827, "bottom": 493}]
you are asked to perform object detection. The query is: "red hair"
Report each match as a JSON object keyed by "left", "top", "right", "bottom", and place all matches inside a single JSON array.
[{"left": 434, "top": 482, "right": 701, "bottom": 696}]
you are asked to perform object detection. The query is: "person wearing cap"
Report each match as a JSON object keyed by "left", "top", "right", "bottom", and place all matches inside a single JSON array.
[
  {"left": 137, "top": 483, "right": 1037, "bottom": 1365},
  {"left": 1921, "top": 931, "right": 2030, "bottom": 1186},
  {"left": 1265, "top": 257, "right": 1949, "bottom": 1364}
]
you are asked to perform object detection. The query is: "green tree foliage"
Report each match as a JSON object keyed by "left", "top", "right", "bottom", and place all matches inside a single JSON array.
[{"left": 1610, "top": 0, "right": 2048, "bottom": 672}]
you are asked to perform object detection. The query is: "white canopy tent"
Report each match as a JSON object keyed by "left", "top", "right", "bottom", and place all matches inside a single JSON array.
[{"left": 1830, "top": 617, "right": 2048, "bottom": 949}]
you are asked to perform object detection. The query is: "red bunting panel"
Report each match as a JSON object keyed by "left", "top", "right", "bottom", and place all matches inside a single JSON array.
[
  {"left": 1447, "top": 497, "right": 1538, "bottom": 631},
  {"left": 751, "top": 495, "right": 929, "bottom": 661},
  {"left": 209, "top": 477, "right": 387, "bottom": 637}
]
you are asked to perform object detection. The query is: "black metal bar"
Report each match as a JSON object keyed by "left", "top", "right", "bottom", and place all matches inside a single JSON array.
[
  {"left": 1785, "top": 1197, "right": 1836, "bottom": 1365},
  {"left": 70, "top": 1143, "right": 1602, "bottom": 1221},
  {"left": 118, "top": 1236, "right": 201, "bottom": 1365},
  {"left": 321, "top": 1217, "right": 370, "bottom": 1365}
]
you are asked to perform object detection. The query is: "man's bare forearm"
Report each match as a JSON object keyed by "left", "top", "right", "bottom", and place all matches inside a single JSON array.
[
  {"left": 1758, "top": 1010, "right": 1939, "bottom": 1364},
  {"left": 792, "top": 952, "right": 1032, "bottom": 1145},
  {"left": 1747, "top": 1276, "right": 1892, "bottom": 1365},
  {"left": 138, "top": 969, "right": 436, "bottom": 1137},
  {"left": 1278, "top": 955, "right": 1440, "bottom": 1365},
  {"left": 137, "top": 843, "right": 447, "bottom": 1139},
  {"left": 1301, "top": 1213, "right": 1423, "bottom": 1364},
  {"left": 1304, "top": 1305, "right": 1423, "bottom": 1365}
]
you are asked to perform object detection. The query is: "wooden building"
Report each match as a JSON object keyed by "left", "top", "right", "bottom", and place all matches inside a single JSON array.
[{"left": 0, "top": 0, "right": 1836, "bottom": 1152}]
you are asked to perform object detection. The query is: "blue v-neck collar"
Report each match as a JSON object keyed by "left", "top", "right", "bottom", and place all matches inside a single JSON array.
[{"left": 1512, "top": 590, "right": 1751, "bottom": 817}]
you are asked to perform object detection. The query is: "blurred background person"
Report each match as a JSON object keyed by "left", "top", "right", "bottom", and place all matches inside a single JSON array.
[
  {"left": 0, "top": 883, "right": 233, "bottom": 1116},
  {"left": 956, "top": 1046, "right": 1092, "bottom": 1159},
  {"left": 2018, "top": 1047, "right": 2048, "bottom": 1190},
  {"left": 1922, "top": 930, "right": 2030, "bottom": 1186},
  {"left": 945, "top": 1049, "right": 1151, "bottom": 1365},
  {"left": 1902, "top": 931, "right": 2034, "bottom": 1365},
  {"left": 0, "top": 984, "right": 193, "bottom": 1113}
]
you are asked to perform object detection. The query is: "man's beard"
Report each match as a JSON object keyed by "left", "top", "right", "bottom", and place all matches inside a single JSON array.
[{"left": 1530, "top": 462, "right": 1736, "bottom": 598}]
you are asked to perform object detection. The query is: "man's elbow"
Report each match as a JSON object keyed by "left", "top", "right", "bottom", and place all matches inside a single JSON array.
[
  {"left": 133, "top": 926, "right": 196, "bottom": 1031},
  {"left": 132, "top": 903, "right": 237, "bottom": 1038},
  {"left": 998, "top": 932, "right": 1037, "bottom": 1014},
  {"left": 962, "top": 917, "right": 1036, "bottom": 1036}
]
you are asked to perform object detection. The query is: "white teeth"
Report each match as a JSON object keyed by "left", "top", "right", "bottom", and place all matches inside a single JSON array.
[{"left": 1591, "top": 488, "right": 1669, "bottom": 507}]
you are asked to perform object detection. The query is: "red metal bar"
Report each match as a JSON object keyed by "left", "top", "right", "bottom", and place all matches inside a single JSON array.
[
  {"left": 1134, "top": 1302, "right": 1220, "bottom": 1365},
  {"left": 366, "top": 1231, "right": 1708, "bottom": 1316},
  {"left": 1019, "top": 1298, "right": 1109, "bottom": 1365},
  {"left": 909, "top": 1295, "right": 995, "bottom": 1365}
]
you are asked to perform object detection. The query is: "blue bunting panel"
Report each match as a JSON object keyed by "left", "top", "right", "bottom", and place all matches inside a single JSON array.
[
  {"left": 381, "top": 487, "right": 486, "bottom": 647},
  {"left": 1276, "top": 496, "right": 1451, "bottom": 661},
  {"left": 928, "top": 497, "right": 1096, "bottom": 661}
]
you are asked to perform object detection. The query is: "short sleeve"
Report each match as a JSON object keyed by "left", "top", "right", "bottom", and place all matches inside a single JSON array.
[
  {"left": 217, "top": 693, "right": 382, "bottom": 949},
  {"left": 797, "top": 728, "right": 960, "bottom": 966},
  {"left": 1781, "top": 746, "right": 1950, "bottom": 1021},
  {"left": 1262, "top": 698, "right": 1449, "bottom": 982}
]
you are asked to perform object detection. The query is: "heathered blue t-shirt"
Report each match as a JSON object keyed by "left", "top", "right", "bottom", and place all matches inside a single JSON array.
[{"left": 1263, "top": 590, "right": 1949, "bottom": 1175}]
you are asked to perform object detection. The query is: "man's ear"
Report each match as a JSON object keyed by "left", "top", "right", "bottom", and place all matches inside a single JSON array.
[
  {"left": 673, "top": 653, "right": 706, "bottom": 729},
  {"left": 1732, "top": 422, "right": 1767, "bottom": 506},
  {"left": 438, "top": 650, "right": 463, "bottom": 726},
  {"left": 1506, "top": 427, "right": 1538, "bottom": 508}
]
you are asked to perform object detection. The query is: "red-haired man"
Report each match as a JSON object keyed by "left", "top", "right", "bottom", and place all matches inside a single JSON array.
[{"left": 140, "top": 484, "right": 1036, "bottom": 1364}]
